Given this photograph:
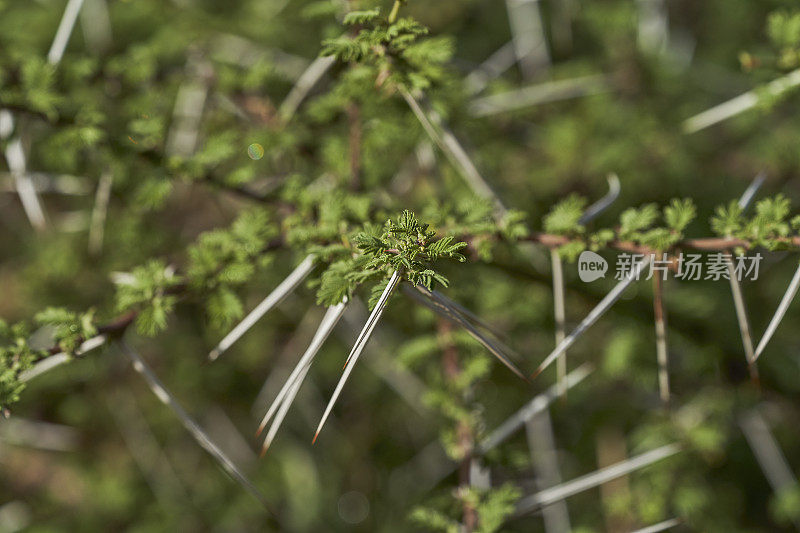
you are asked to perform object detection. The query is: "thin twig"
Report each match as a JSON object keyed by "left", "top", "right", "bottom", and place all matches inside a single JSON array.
[
  {"left": 118, "top": 340, "right": 271, "bottom": 510},
  {"left": 313, "top": 270, "right": 401, "bottom": 444},
  {"left": 438, "top": 318, "right": 478, "bottom": 532},
  {"left": 347, "top": 102, "right": 362, "bottom": 190},
  {"left": 727, "top": 258, "right": 758, "bottom": 381},
  {"left": 166, "top": 57, "right": 210, "bottom": 157},
  {"left": 0, "top": 171, "right": 91, "bottom": 195},
  {"left": 211, "top": 33, "right": 309, "bottom": 80},
  {"left": 653, "top": 274, "right": 669, "bottom": 405},
  {"left": 0, "top": 417, "right": 79, "bottom": 451},
  {"left": 209, "top": 255, "right": 316, "bottom": 361},
  {"left": 636, "top": 0, "right": 669, "bottom": 55}
]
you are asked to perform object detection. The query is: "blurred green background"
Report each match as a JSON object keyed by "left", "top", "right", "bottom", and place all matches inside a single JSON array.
[{"left": 3, "top": 0, "right": 800, "bottom": 531}]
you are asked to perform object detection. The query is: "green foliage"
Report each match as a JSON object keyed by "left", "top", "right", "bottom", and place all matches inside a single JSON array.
[
  {"left": 33, "top": 307, "right": 97, "bottom": 354},
  {"left": 316, "top": 210, "right": 466, "bottom": 307},
  {"left": 618, "top": 204, "right": 660, "bottom": 241},
  {"left": 664, "top": 198, "right": 696, "bottom": 233},
  {"left": 411, "top": 484, "right": 520, "bottom": 533},
  {"left": 770, "top": 484, "right": 800, "bottom": 527},
  {"left": 0, "top": 308, "right": 96, "bottom": 412},
  {"left": 711, "top": 194, "right": 795, "bottom": 249},
  {"left": 767, "top": 10, "right": 800, "bottom": 69},
  {"left": 0, "top": 320, "right": 40, "bottom": 412},
  {"left": 321, "top": 7, "right": 452, "bottom": 90},
  {"left": 543, "top": 194, "right": 587, "bottom": 235},
  {"left": 115, "top": 260, "right": 181, "bottom": 336}
]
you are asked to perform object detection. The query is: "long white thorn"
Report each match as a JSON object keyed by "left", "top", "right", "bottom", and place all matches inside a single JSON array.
[
  {"left": 753, "top": 261, "right": 800, "bottom": 362},
  {"left": 504, "top": 0, "right": 550, "bottom": 79},
  {"left": 533, "top": 257, "right": 651, "bottom": 378},
  {"left": 313, "top": 270, "right": 401, "bottom": 444},
  {"left": 465, "top": 42, "right": 518, "bottom": 95},
  {"left": 516, "top": 443, "right": 680, "bottom": 513},
  {"left": 551, "top": 249, "right": 567, "bottom": 397},
  {"left": 407, "top": 285, "right": 527, "bottom": 380},
  {"left": 260, "top": 363, "right": 309, "bottom": 456},
  {"left": 739, "top": 408, "right": 800, "bottom": 531},
  {"left": 479, "top": 364, "right": 593, "bottom": 453},
  {"left": 552, "top": 174, "right": 619, "bottom": 397},
  {"left": 79, "top": 0, "right": 113, "bottom": 53},
  {"left": 683, "top": 69, "right": 800, "bottom": 134},
  {"left": 3, "top": 128, "right": 47, "bottom": 231},
  {"left": 399, "top": 87, "right": 506, "bottom": 215},
  {"left": 630, "top": 518, "right": 682, "bottom": 533},
  {"left": 48, "top": 0, "right": 86, "bottom": 64},
  {"left": 1, "top": 0, "right": 86, "bottom": 232},
  {"left": 118, "top": 341, "right": 270, "bottom": 509},
  {"left": 738, "top": 172, "right": 766, "bottom": 211},
  {"left": 257, "top": 302, "right": 347, "bottom": 439},
  {"left": 726, "top": 173, "right": 765, "bottom": 377},
  {"left": 88, "top": 171, "right": 113, "bottom": 256},
  {"left": 405, "top": 364, "right": 593, "bottom": 490},
  {"left": 19, "top": 335, "right": 106, "bottom": 382},
  {"left": 739, "top": 407, "right": 800, "bottom": 532},
  {"left": 209, "top": 255, "right": 316, "bottom": 361},
  {"left": 469, "top": 75, "right": 608, "bottom": 117},
  {"left": 525, "top": 407, "right": 571, "bottom": 532},
  {"left": 278, "top": 56, "right": 336, "bottom": 122}
]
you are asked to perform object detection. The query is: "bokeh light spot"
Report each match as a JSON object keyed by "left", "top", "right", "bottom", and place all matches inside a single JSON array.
[
  {"left": 247, "top": 143, "right": 264, "bottom": 160},
  {"left": 337, "top": 491, "right": 369, "bottom": 524}
]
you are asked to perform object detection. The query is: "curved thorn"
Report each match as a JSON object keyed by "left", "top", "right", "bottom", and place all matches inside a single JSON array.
[{"left": 579, "top": 173, "right": 621, "bottom": 225}]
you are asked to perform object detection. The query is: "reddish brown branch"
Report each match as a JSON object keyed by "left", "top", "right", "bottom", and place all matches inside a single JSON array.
[{"left": 437, "top": 319, "right": 478, "bottom": 532}]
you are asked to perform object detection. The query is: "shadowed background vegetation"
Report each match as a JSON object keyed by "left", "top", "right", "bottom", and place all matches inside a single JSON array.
[{"left": 2, "top": 0, "right": 800, "bottom": 531}]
